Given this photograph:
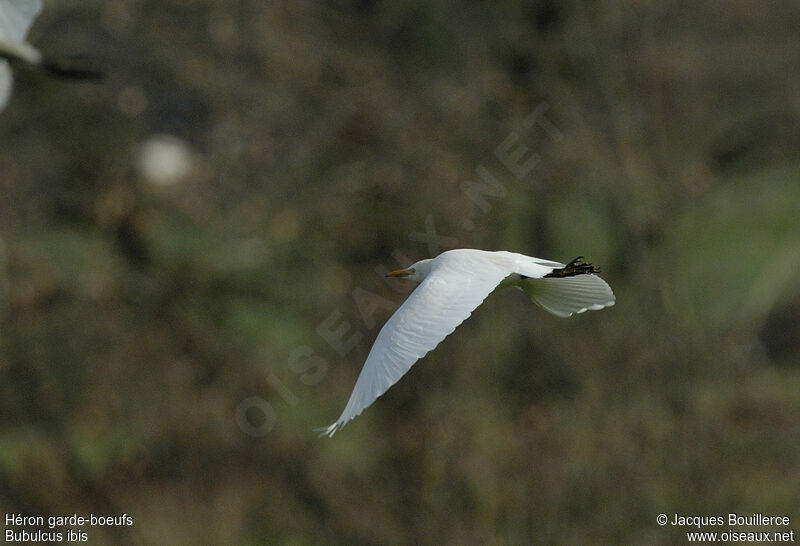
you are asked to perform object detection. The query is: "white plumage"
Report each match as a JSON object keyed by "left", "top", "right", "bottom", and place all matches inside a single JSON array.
[
  {"left": 0, "top": 0, "right": 43, "bottom": 111},
  {"left": 316, "top": 249, "right": 615, "bottom": 437}
]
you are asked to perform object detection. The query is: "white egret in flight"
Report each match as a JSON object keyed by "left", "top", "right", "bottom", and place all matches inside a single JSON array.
[
  {"left": 0, "top": 0, "right": 101, "bottom": 111},
  {"left": 316, "top": 249, "right": 615, "bottom": 437}
]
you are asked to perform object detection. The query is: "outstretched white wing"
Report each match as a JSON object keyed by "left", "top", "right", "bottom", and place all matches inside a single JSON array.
[
  {"left": 316, "top": 251, "right": 515, "bottom": 437},
  {"left": 0, "top": 0, "right": 43, "bottom": 111}
]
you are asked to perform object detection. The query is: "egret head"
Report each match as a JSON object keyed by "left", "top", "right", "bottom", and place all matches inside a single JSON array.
[{"left": 386, "top": 258, "right": 433, "bottom": 282}]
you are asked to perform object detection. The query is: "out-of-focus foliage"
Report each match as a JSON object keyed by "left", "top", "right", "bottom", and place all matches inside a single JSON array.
[{"left": 1, "top": 0, "right": 799, "bottom": 544}]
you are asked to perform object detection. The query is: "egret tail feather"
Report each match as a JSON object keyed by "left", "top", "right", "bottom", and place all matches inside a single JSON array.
[{"left": 520, "top": 273, "right": 615, "bottom": 317}]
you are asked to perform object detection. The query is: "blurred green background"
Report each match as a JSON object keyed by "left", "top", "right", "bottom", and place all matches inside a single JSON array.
[{"left": 1, "top": 0, "right": 799, "bottom": 544}]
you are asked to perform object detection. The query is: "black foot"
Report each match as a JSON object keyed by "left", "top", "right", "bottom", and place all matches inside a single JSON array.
[{"left": 544, "top": 256, "right": 599, "bottom": 278}]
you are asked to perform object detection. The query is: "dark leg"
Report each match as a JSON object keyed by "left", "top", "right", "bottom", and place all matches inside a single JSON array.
[{"left": 544, "top": 256, "right": 600, "bottom": 278}]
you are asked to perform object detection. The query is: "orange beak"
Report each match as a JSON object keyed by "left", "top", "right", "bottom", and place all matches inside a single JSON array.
[{"left": 386, "top": 268, "right": 412, "bottom": 278}]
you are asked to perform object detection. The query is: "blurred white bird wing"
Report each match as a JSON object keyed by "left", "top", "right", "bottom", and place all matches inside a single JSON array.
[
  {"left": 0, "top": 62, "right": 11, "bottom": 110},
  {"left": 0, "top": 0, "right": 42, "bottom": 42},
  {"left": 316, "top": 250, "right": 516, "bottom": 436},
  {"left": 0, "top": 0, "right": 42, "bottom": 111}
]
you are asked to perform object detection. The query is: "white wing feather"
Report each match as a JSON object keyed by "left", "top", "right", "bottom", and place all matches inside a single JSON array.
[
  {"left": 0, "top": 62, "right": 11, "bottom": 110},
  {"left": 0, "top": 0, "right": 43, "bottom": 111},
  {"left": 316, "top": 250, "right": 558, "bottom": 437},
  {"left": 0, "top": 0, "right": 42, "bottom": 42}
]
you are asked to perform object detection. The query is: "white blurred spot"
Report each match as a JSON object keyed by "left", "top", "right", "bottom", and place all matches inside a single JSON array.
[{"left": 136, "top": 134, "right": 195, "bottom": 187}]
